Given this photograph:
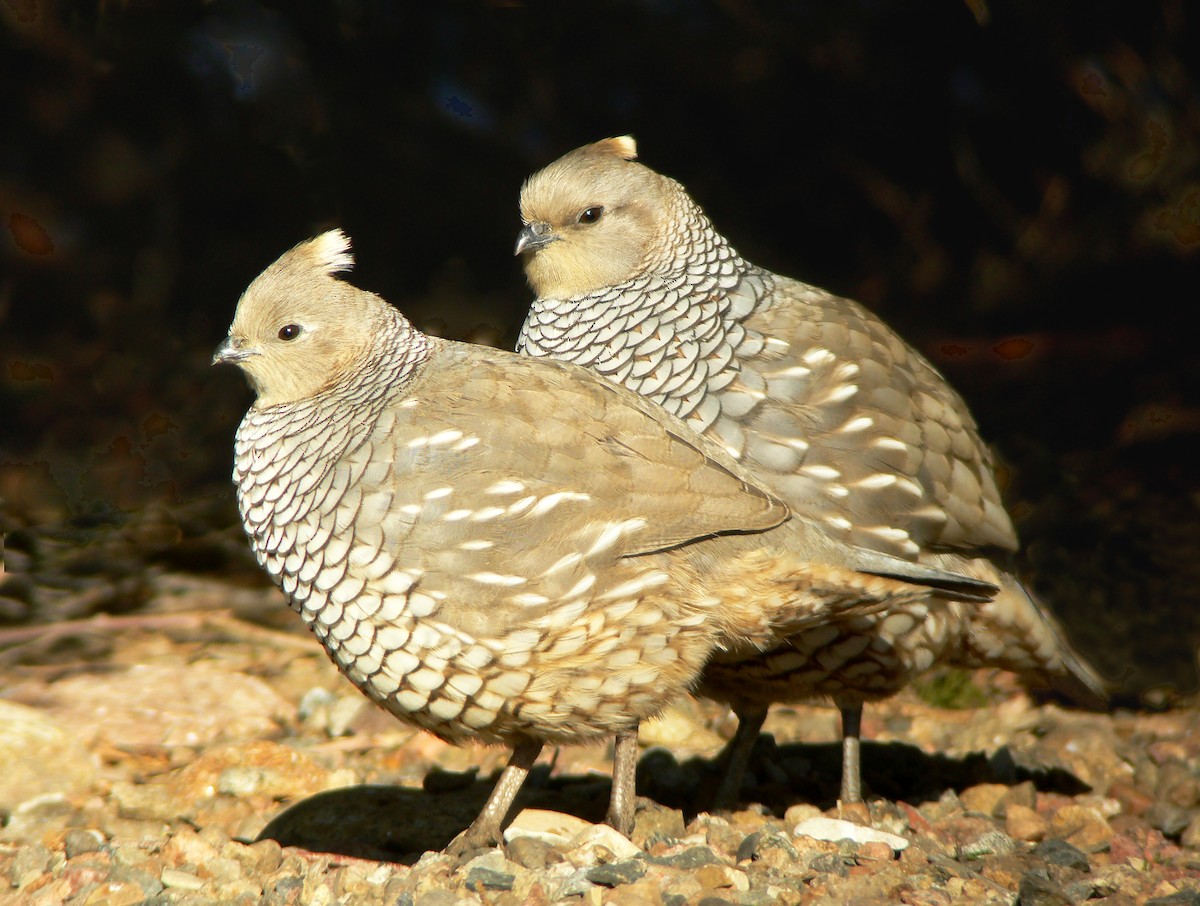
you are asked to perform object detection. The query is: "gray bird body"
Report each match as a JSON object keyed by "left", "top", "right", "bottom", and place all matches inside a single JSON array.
[
  {"left": 515, "top": 137, "right": 1104, "bottom": 802},
  {"left": 219, "top": 230, "right": 983, "bottom": 846}
]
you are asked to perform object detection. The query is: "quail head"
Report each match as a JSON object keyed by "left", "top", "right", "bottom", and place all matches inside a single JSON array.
[
  {"left": 214, "top": 230, "right": 996, "bottom": 850},
  {"left": 515, "top": 137, "right": 1106, "bottom": 805}
]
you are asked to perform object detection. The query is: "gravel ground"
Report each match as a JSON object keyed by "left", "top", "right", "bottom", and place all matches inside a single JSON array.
[{"left": 1, "top": 507, "right": 1198, "bottom": 905}]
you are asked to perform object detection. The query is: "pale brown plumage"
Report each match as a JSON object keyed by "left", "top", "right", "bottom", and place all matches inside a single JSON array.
[
  {"left": 215, "top": 230, "right": 990, "bottom": 850},
  {"left": 515, "top": 137, "right": 1105, "bottom": 805}
]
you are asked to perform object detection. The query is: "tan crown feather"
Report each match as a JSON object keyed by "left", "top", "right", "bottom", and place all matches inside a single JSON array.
[{"left": 589, "top": 135, "right": 638, "bottom": 161}]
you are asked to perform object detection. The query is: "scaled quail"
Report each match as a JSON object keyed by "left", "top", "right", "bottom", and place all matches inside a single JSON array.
[
  {"left": 514, "top": 136, "right": 1106, "bottom": 806},
  {"left": 214, "top": 230, "right": 995, "bottom": 850}
]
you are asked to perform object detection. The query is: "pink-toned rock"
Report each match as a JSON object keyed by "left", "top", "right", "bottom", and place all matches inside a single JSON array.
[
  {"left": 167, "top": 740, "right": 332, "bottom": 806},
  {"left": 39, "top": 664, "right": 292, "bottom": 747},
  {"left": 856, "top": 841, "right": 897, "bottom": 862},
  {"left": 1106, "top": 780, "right": 1154, "bottom": 818}
]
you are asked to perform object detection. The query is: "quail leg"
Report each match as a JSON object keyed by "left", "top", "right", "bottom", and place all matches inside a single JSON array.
[
  {"left": 447, "top": 737, "right": 543, "bottom": 854},
  {"left": 606, "top": 729, "right": 640, "bottom": 836},
  {"left": 711, "top": 704, "right": 769, "bottom": 811},
  {"left": 838, "top": 701, "right": 864, "bottom": 804}
]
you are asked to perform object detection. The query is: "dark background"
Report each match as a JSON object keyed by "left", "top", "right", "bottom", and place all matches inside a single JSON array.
[{"left": 1, "top": 2, "right": 1197, "bottom": 701}]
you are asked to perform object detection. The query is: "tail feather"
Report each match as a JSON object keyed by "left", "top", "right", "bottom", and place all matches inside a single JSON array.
[
  {"left": 1014, "top": 579, "right": 1109, "bottom": 709},
  {"left": 851, "top": 548, "right": 1000, "bottom": 602}
]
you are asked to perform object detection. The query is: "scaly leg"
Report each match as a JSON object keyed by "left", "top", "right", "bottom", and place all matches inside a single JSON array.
[
  {"left": 839, "top": 701, "right": 864, "bottom": 803},
  {"left": 711, "top": 704, "right": 769, "bottom": 811},
  {"left": 606, "top": 728, "right": 640, "bottom": 836},
  {"left": 446, "top": 737, "right": 543, "bottom": 854}
]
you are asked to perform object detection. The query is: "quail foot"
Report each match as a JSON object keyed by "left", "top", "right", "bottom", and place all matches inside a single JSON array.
[
  {"left": 514, "top": 136, "right": 1106, "bottom": 806},
  {"left": 214, "top": 230, "right": 995, "bottom": 851}
]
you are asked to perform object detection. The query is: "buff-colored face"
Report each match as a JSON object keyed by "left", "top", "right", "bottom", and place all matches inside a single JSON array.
[
  {"left": 516, "top": 137, "right": 673, "bottom": 299},
  {"left": 214, "top": 230, "right": 382, "bottom": 408}
]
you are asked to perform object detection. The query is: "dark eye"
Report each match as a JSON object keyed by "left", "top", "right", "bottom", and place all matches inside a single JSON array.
[
  {"left": 578, "top": 206, "right": 604, "bottom": 224},
  {"left": 278, "top": 324, "right": 301, "bottom": 341}
]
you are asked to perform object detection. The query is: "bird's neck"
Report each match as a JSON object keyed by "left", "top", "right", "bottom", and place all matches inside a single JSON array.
[
  {"left": 240, "top": 306, "right": 432, "bottom": 450},
  {"left": 641, "top": 192, "right": 757, "bottom": 288},
  {"left": 518, "top": 195, "right": 773, "bottom": 432},
  {"left": 354, "top": 305, "right": 433, "bottom": 394},
  {"left": 523, "top": 194, "right": 768, "bottom": 330}
]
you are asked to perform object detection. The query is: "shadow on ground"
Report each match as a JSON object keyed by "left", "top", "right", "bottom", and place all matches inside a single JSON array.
[{"left": 256, "top": 739, "right": 1089, "bottom": 863}]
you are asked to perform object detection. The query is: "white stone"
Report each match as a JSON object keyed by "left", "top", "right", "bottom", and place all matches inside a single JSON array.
[{"left": 792, "top": 816, "right": 909, "bottom": 851}]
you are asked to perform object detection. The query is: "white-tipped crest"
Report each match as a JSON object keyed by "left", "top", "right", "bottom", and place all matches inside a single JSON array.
[
  {"left": 594, "top": 135, "right": 638, "bottom": 161},
  {"left": 305, "top": 229, "right": 355, "bottom": 276}
]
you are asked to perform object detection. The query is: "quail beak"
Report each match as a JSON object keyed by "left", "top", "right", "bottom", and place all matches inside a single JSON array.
[
  {"left": 514, "top": 222, "right": 559, "bottom": 256},
  {"left": 212, "top": 336, "right": 257, "bottom": 366}
]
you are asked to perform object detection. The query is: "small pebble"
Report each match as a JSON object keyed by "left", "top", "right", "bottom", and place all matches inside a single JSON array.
[
  {"left": 585, "top": 859, "right": 646, "bottom": 887},
  {"left": 1018, "top": 871, "right": 1075, "bottom": 906},
  {"left": 1033, "top": 838, "right": 1091, "bottom": 871},
  {"left": 63, "top": 829, "right": 105, "bottom": 859},
  {"left": 160, "top": 867, "right": 205, "bottom": 890}
]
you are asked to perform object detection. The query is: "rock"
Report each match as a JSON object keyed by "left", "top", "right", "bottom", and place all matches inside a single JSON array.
[
  {"left": 226, "top": 838, "right": 284, "bottom": 875},
  {"left": 1033, "top": 838, "right": 1091, "bottom": 871},
  {"left": 1154, "top": 762, "right": 1200, "bottom": 808},
  {"left": 0, "top": 701, "right": 97, "bottom": 811},
  {"left": 793, "top": 817, "right": 909, "bottom": 852},
  {"left": 504, "top": 809, "right": 595, "bottom": 847},
  {"left": 808, "top": 851, "right": 853, "bottom": 877},
  {"left": 86, "top": 879, "right": 151, "bottom": 906},
  {"left": 168, "top": 740, "right": 333, "bottom": 812},
  {"left": 8, "top": 842, "right": 53, "bottom": 888},
  {"left": 1180, "top": 812, "right": 1200, "bottom": 849},
  {"left": 956, "top": 829, "right": 1018, "bottom": 859},
  {"left": 1146, "top": 801, "right": 1193, "bottom": 838},
  {"left": 415, "top": 890, "right": 463, "bottom": 906},
  {"left": 567, "top": 825, "right": 643, "bottom": 865},
  {"left": 39, "top": 664, "right": 292, "bottom": 747},
  {"left": 657, "top": 846, "right": 721, "bottom": 869},
  {"left": 737, "top": 830, "right": 798, "bottom": 865},
  {"left": 695, "top": 864, "right": 749, "bottom": 892},
  {"left": 1146, "top": 892, "right": 1200, "bottom": 906},
  {"left": 856, "top": 841, "right": 896, "bottom": 862},
  {"left": 63, "top": 829, "right": 106, "bottom": 859},
  {"left": 1018, "top": 871, "right": 1073, "bottom": 906},
  {"left": 109, "top": 781, "right": 177, "bottom": 823},
  {"left": 1005, "top": 803, "right": 1048, "bottom": 842},
  {"left": 631, "top": 801, "right": 686, "bottom": 847},
  {"left": 1048, "top": 805, "right": 1114, "bottom": 853},
  {"left": 0, "top": 792, "right": 77, "bottom": 844},
  {"left": 959, "top": 783, "right": 1008, "bottom": 816},
  {"left": 691, "top": 815, "right": 743, "bottom": 857},
  {"left": 160, "top": 867, "right": 205, "bottom": 891},
  {"left": 505, "top": 835, "right": 560, "bottom": 870},
  {"left": 464, "top": 866, "right": 515, "bottom": 891},
  {"left": 782, "top": 803, "right": 823, "bottom": 826},
  {"left": 585, "top": 860, "right": 646, "bottom": 887}
]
